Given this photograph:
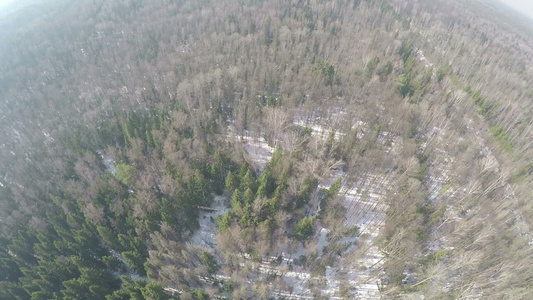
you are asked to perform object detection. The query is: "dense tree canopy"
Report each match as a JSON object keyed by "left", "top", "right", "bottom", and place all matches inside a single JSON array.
[{"left": 0, "top": 0, "right": 532, "bottom": 298}]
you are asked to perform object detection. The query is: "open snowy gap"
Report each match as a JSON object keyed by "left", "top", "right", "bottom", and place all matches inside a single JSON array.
[
  {"left": 218, "top": 117, "right": 389, "bottom": 298},
  {"left": 190, "top": 195, "right": 230, "bottom": 251}
]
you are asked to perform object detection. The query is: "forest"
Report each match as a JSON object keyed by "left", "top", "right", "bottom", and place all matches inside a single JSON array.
[{"left": 0, "top": 0, "right": 533, "bottom": 299}]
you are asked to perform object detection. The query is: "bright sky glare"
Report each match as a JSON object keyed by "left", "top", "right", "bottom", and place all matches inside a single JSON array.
[
  {"left": 498, "top": 0, "right": 533, "bottom": 20},
  {"left": 0, "top": 1, "right": 532, "bottom": 25}
]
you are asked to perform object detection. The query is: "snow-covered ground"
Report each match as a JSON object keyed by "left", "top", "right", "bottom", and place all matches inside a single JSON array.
[
  {"left": 98, "top": 150, "right": 116, "bottom": 175},
  {"left": 190, "top": 195, "right": 231, "bottom": 251},
  {"left": 241, "top": 134, "right": 275, "bottom": 172},
  {"left": 224, "top": 115, "right": 388, "bottom": 299}
]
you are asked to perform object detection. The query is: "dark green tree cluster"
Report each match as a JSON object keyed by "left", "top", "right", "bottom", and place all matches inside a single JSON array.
[
  {"left": 217, "top": 147, "right": 324, "bottom": 244},
  {"left": 217, "top": 149, "right": 290, "bottom": 232},
  {"left": 0, "top": 196, "right": 123, "bottom": 299},
  {"left": 0, "top": 102, "right": 237, "bottom": 298},
  {"left": 107, "top": 277, "right": 176, "bottom": 300},
  {"left": 294, "top": 216, "right": 316, "bottom": 241},
  {"left": 314, "top": 58, "right": 339, "bottom": 86}
]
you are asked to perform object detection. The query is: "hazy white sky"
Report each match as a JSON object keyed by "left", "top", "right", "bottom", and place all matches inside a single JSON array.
[
  {"left": 0, "top": 0, "right": 532, "bottom": 22},
  {"left": 499, "top": 0, "right": 533, "bottom": 20},
  {"left": 0, "top": 0, "right": 13, "bottom": 10}
]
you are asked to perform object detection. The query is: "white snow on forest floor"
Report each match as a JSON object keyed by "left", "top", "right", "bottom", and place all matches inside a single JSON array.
[
  {"left": 317, "top": 228, "right": 330, "bottom": 257},
  {"left": 98, "top": 150, "right": 116, "bottom": 175},
  {"left": 227, "top": 127, "right": 275, "bottom": 172},
  {"left": 218, "top": 116, "right": 390, "bottom": 298},
  {"left": 241, "top": 134, "right": 274, "bottom": 172},
  {"left": 190, "top": 195, "right": 230, "bottom": 251}
]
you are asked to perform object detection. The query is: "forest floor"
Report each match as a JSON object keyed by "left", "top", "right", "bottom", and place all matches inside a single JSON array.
[{"left": 222, "top": 119, "right": 387, "bottom": 298}]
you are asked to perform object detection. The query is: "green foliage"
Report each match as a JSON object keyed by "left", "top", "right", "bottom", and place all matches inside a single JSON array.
[
  {"left": 324, "top": 130, "right": 336, "bottom": 157},
  {"left": 239, "top": 204, "right": 258, "bottom": 228},
  {"left": 327, "top": 178, "right": 342, "bottom": 199},
  {"left": 240, "top": 169, "right": 257, "bottom": 194},
  {"left": 141, "top": 282, "right": 171, "bottom": 300},
  {"left": 311, "top": 263, "right": 326, "bottom": 277},
  {"left": 243, "top": 188, "right": 255, "bottom": 205},
  {"left": 365, "top": 56, "right": 380, "bottom": 78},
  {"left": 115, "top": 163, "right": 135, "bottom": 186},
  {"left": 0, "top": 249, "right": 23, "bottom": 282},
  {"left": 210, "top": 150, "right": 228, "bottom": 195},
  {"left": 192, "top": 289, "right": 210, "bottom": 300},
  {"left": 296, "top": 176, "right": 318, "bottom": 207},
  {"left": 264, "top": 16, "right": 273, "bottom": 46},
  {"left": 343, "top": 225, "right": 359, "bottom": 237},
  {"left": 97, "top": 226, "right": 122, "bottom": 250},
  {"left": 0, "top": 281, "right": 28, "bottom": 299},
  {"left": 396, "top": 73, "right": 414, "bottom": 98},
  {"left": 231, "top": 189, "right": 242, "bottom": 213},
  {"left": 314, "top": 59, "right": 339, "bottom": 86},
  {"left": 102, "top": 256, "right": 122, "bottom": 270},
  {"left": 2, "top": 1, "right": 532, "bottom": 298},
  {"left": 377, "top": 61, "right": 393, "bottom": 79},
  {"left": 190, "top": 169, "right": 213, "bottom": 206},
  {"left": 293, "top": 255, "right": 308, "bottom": 267},
  {"left": 436, "top": 65, "right": 450, "bottom": 83},
  {"left": 319, "top": 178, "right": 342, "bottom": 216},
  {"left": 489, "top": 125, "right": 512, "bottom": 152},
  {"left": 225, "top": 171, "right": 238, "bottom": 194},
  {"left": 511, "top": 162, "right": 533, "bottom": 183},
  {"left": 216, "top": 212, "right": 233, "bottom": 231},
  {"left": 257, "top": 169, "right": 275, "bottom": 198},
  {"left": 223, "top": 281, "right": 234, "bottom": 293},
  {"left": 60, "top": 267, "right": 120, "bottom": 300},
  {"left": 122, "top": 251, "right": 147, "bottom": 277},
  {"left": 294, "top": 216, "right": 316, "bottom": 241},
  {"left": 438, "top": 184, "right": 451, "bottom": 196},
  {"left": 398, "top": 40, "right": 413, "bottom": 63},
  {"left": 107, "top": 277, "right": 174, "bottom": 300},
  {"left": 299, "top": 126, "right": 313, "bottom": 137},
  {"left": 424, "top": 249, "right": 449, "bottom": 267},
  {"left": 416, "top": 161, "right": 429, "bottom": 182},
  {"left": 247, "top": 247, "right": 262, "bottom": 262},
  {"left": 467, "top": 88, "right": 496, "bottom": 116},
  {"left": 201, "top": 252, "right": 220, "bottom": 275}
]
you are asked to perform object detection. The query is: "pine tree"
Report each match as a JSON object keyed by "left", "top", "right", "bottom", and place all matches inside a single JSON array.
[
  {"left": 231, "top": 189, "right": 242, "bottom": 214},
  {"left": 210, "top": 149, "right": 226, "bottom": 195},
  {"left": 201, "top": 252, "right": 220, "bottom": 275},
  {"left": 243, "top": 188, "right": 255, "bottom": 206},
  {"left": 257, "top": 169, "right": 275, "bottom": 198},
  {"left": 225, "top": 171, "right": 238, "bottom": 194},
  {"left": 240, "top": 169, "right": 256, "bottom": 194}
]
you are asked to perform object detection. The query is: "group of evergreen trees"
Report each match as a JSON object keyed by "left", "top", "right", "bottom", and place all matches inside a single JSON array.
[
  {"left": 0, "top": 105, "right": 234, "bottom": 298},
  {"left": 0, "top": 191, "right": 172, "bottom": 299}
]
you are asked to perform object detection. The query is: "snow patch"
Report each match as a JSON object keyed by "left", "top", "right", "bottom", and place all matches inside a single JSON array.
[{"left": 190, "top": 195, "right": 230, "bottom": 251}]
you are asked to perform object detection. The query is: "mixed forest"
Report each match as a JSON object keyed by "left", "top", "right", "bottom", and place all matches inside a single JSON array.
[{"left": 1, "top": 0, "right": 533, "bottom": 299}]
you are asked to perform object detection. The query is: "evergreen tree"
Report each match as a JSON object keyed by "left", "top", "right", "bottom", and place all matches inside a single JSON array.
[
  {"left": 243, "top": 188, "right": 255, "bottom": 206},
  {"left": 200, "top": 252, "right": 220, "bottom": 275},
  {"left": 240, "top": 169, "right": 256, "bottom": 194},
  {"left": 257, "top": 169, "right": 275, "bottom": 198},
  {"left": 225, "top": 171, "right": 238, "bottom": 194},
  {"left": 210, "top": 149, "right": 226, "bottom": 195},
  {"left": 231, "top": 189, "right": 242, "bottom": 214},
  {"left": 190, "top": 170, "right": 212, "bottom": 206},
  {"left": 294, "top": 216, "right": 316, "bottom": 241},
  {"left": 115, "top": 163, "right": 136, "bottom": 186}
]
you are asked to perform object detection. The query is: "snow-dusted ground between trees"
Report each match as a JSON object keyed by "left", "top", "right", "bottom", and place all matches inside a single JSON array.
[{"left": 197, "top": 118, "right": 389, "bottom": 299}]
